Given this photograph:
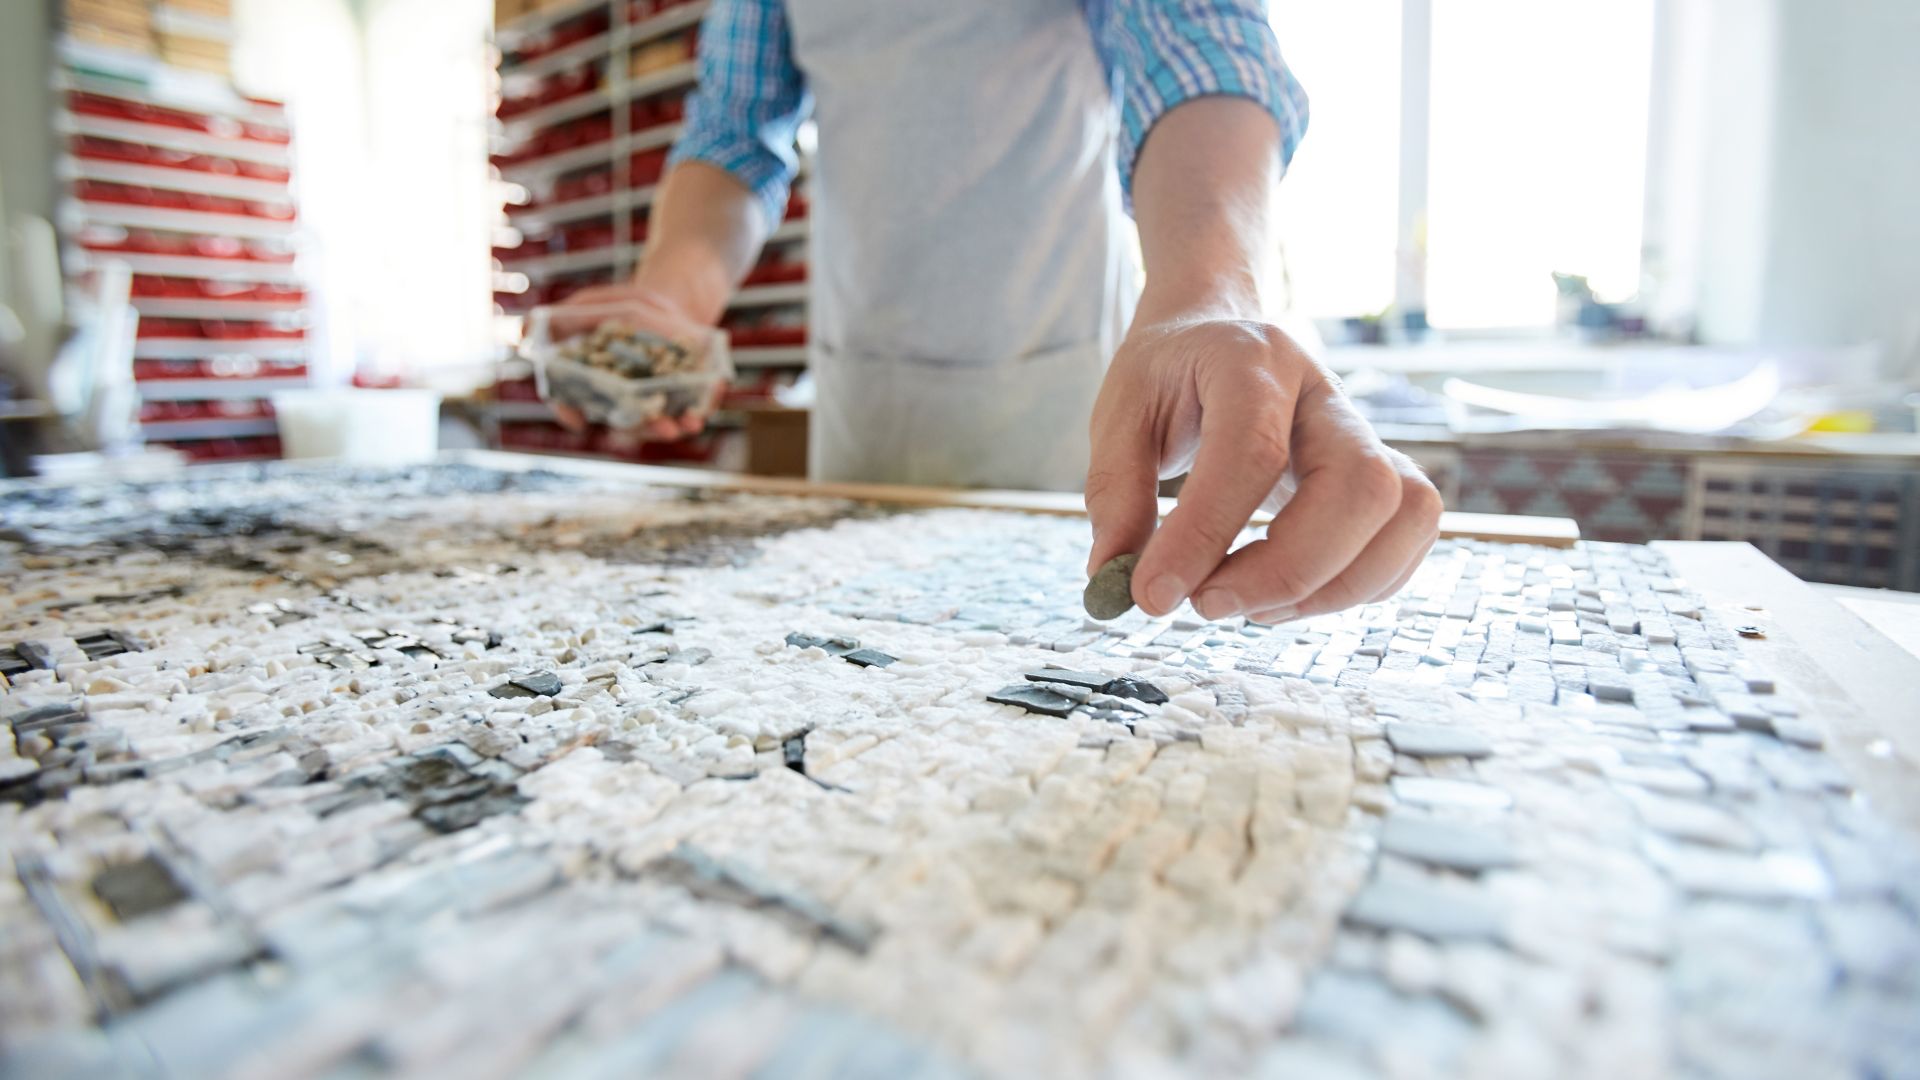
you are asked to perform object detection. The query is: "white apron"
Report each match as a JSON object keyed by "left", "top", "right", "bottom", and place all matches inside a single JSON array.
[{"left": 785, "top": 0, "right": 1137, "bottom": 491}]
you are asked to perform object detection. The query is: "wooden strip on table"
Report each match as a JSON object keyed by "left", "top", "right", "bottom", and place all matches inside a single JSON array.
[{"left": 454, "top": 450, "right": 1580, "bottom": 547}]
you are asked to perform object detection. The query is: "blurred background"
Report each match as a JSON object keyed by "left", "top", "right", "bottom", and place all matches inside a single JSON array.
[{"left": 0, "top": 0, "right": 1916, "bottom": 590}]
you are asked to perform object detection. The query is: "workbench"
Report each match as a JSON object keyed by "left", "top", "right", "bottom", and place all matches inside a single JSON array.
[{"left": 1, "top": 452, "right": 1915, "bottom": 1077}]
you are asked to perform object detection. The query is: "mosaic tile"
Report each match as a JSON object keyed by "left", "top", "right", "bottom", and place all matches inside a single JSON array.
[{"left": 0, "top": 463, "right": 1914, "bottom": 1079}]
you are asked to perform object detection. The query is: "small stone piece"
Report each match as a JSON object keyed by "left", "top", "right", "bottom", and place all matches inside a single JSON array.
[
  {"left": 1024, "top": 670, "right": 1111, "bottom": 691},
  {"left": 784, "top": 632, "right": 860, "bottom": 657},
  {"left": 92, "top": 855, "right": 189, "bottom": 921},
  {"left": 491, "top": 671, "right": 564, "bottom": 698},
  {"left": 1100, "top": 675, "right": 1168, "bottom": 706},
  {"left": 987, "top": 685, "right": 1081, "bottom": 718},
  {"left": 1390, "top": 776, "right": 1513, "bottom": 811},
  {"left": 842, "top": 648, "right": 896, "bottom": 668},
  {"left": 1384, "top": 722, "right": 1494, "bottom": 760},
  {"left": 7, "top": 703, "right": 85, "bottom": 734},
  {"left": 1083, "top": 553, "right": 1140, "bottom": 621},
  {"left": 1344, "top": 878, "right": 1505, "bottom": 942},
  {"left": 515, "top": 672, "right": 564, "bottom": 695},
  {"left": 14, "top": 641, "right": 55, "bottom": 671},
  {"left": 1379, "top": 815, "right": 1518, "bottom": 872}
]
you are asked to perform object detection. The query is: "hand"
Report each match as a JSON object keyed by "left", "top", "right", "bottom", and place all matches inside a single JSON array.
[
  {"left": 546, "top": 282, "right": 724, "bottom": 442},
  {"left": 1084, "top": 316, "right": 1442, "bottom": 623}
]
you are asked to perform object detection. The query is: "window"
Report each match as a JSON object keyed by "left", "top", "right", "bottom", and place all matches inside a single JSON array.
[
  {"left": 1270, "top": 0, "right": 1658, "bottom": 332},
  {"left": 1268, "top": 0, "right": 1402, "bottom": 321}
]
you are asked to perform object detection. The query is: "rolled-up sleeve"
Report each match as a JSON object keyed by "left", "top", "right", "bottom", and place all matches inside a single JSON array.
[
  {"left": 666, "top": 0, "right": 811, "bottom": 228},
  {"left": 1085, "top": 0, "right": 1310, "bottom": 199}
]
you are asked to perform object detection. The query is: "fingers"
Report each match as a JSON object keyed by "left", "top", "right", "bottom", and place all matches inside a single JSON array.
[
  {"left": 554, "top": 404, "right": 703, "bottom": 442},
  {"left": 1367, "top": 527, "right": 1436, "bottom": 604},
  {"left": 1084, "top": 378, "right": 1162, "bottom": 576},
  {"left": 1194, "top": 381, "right": 1408, "bottom": 618},
  {"left": 1242, "top": 461, "right": 1443, "bottom": 622},
  {"left": 650, "top": 378, "right": 723, "bottom": 439},
  {"left": 1134, "top": 351, "right": 1300, "bottom": 616}
]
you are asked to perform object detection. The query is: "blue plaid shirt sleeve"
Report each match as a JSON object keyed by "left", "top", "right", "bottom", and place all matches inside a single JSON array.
[
  {"left": 666, "top": 0, "right": 810, "bottom": 228},
  {"left": 1084, "top": 0, "right": 1310, "bottom": 200}
]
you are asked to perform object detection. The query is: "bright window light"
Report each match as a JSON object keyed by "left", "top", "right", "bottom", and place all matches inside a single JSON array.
[
  {"left": 1268, "top": 0, "right": 1402, "bottom": 321},
  {"left": 1425, "top": 0, "right": 1656, "bottom": 328}
]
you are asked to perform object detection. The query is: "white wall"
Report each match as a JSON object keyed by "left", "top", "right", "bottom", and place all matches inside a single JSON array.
[
  {"left": 1757, "top": 0, "right": 1920, "bottom": 369},
  {"left": 1656, "top": 0, "right": 1920, "bottom": 379}
]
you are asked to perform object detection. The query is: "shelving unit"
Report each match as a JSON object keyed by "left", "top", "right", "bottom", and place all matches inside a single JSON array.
[
  {"left": 132, "top": 338, "right": 307, "bottom": 361},
  {"left": 65, "top": 250, "right": 303, "bottom": 284},
  {"left": 128, "top": 297, "right": 305, "bottom": 320},
  {"left": 62, "top": 155, "right": 294, "bottom": 202},
  {"left": 56, "top": 111, "right": 293, "bottom": 165},
  {"left": 69, "top": 202, "right": 297, "bottom": 240},
  {"left": 53, "top": 12, "right": 313, "bottom": 465},
  {"left": 135, "top": 376, "right": 311, "bottom": 400},
  {"left": 488, "top": 0, "right": 812, "bottom": 469},
  {"left": 500, "top": 216, "right": 804, "bottom": 282}
]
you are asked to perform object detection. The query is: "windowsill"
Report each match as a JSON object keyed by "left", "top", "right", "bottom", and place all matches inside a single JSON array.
[{"left": 1320, "top": 338, "right": 1718, "bottom": 377}]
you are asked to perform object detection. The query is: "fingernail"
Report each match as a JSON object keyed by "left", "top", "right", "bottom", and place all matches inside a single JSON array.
[
  {"left": 1144, "top": 574, "right": 1188, "bottom": 614},
  {"left": 1194, "top": 588, "right": 1242, "bottom": 619},
  {"left": 1248, "top": 605, "right": 1298, "bottom": 626}
]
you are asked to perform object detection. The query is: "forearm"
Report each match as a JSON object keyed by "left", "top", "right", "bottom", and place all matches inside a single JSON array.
[
  {"left": 1130, "top": 96, "right": 1281, "bottom": 326},
  {"left": 632, "top": 161, "right": 769, "bottom": 325}
]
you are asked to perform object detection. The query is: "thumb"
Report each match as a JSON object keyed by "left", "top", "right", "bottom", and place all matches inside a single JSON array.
[{"left": 1084, "top": 404, "right": 1161, "bottom": 576}]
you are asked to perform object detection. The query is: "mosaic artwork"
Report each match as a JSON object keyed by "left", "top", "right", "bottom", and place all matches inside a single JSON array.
[{"left": 2, "top": 463, "right": 1917, "bottom": 1078}]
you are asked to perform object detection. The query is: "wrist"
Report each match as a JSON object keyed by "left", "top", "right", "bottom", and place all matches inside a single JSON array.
[
  {"left": 1135, "top": 271, "right": 1265, "bottom": 328},
  {"left": 633, "top": 254, "right": 728, "bottom": 327}
]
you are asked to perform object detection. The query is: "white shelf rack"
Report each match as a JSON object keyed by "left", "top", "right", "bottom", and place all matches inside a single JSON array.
[
  {"left": 507, "top": 184, "right": 658, "bottom": 231},
  {"left": 494, "top": 0, "right": 605, "bottom": 50},
  {"left": 134, "top": 338, "right": 308, "bottom": 361},
  {"left": 140, "top": 416, "right": 280, "bottom": 440},
  {"left": 55, "top": 47, "right": 316, "bottom": 463},
  {"left": 131, "top": 297, "right": 307, "bottom": 320},
  {"left": 62, "top": 155, "right": 293, "bottom": 203},
  {"left": 501, "top": 28, "right": 616, "bottom": 84},
  {"left": 496, "top": 61, "right": 696, "bottom": 143},
  {"left": 728, "top": 282, "right": 808, "bottom": 309},
  {"left": 69, "top": 201, "right": 297, "bottom": 241},
  {"left": 53, "top": 68, "right": 287, "bottom": 129},
  {"left": 70, "top": 249, "right": 303, "bottom": 284},
  {"left": 499, "top": 122, "right": 683, "bottom": 186},
  {"left": 502, "top": 3, "right": 708, "bottom": 84},
  {"left": 137, "top": 377, "right": 311, "bottom": 400},
  {"left": 500, "top": 217, "right": 807, "bottom": 282},
  {"left": 56, "top": 111, "right": 292, "bottom": 166},
  {"left": 499, "top": 242, "right": 638, "bottom": 280},
  {"left": 731, "top": 345, "right": 808, "bottom": 368}
]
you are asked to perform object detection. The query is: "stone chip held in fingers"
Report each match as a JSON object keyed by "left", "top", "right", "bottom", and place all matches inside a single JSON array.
[{"left": 1083, "top": 553, "right": 1139, "bottom": 621}]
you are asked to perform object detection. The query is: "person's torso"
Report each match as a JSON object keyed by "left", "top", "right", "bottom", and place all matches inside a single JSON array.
[{"left": 784, "top": 0, "right": 1132, "bottom": 367}]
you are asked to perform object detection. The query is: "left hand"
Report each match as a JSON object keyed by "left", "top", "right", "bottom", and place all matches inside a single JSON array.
[
  {"left": 547, "top": 281, "right": 723, "bottom": 442},
  {"left": 1084, "top": 314, "right": 1442, "bottom": 623}
]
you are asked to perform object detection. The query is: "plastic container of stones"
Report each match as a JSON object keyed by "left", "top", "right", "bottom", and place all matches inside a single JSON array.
[{"left": 523, "top": 300, "right": 732, "bottom": 429}]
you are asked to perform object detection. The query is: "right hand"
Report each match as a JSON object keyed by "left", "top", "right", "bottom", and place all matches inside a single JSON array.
[
  {"left": 1085, "top": 316, "right": 1441, "bottom": 624},
  {"left": 546, "top": 282, "right": 723, "bottom": 442}
]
